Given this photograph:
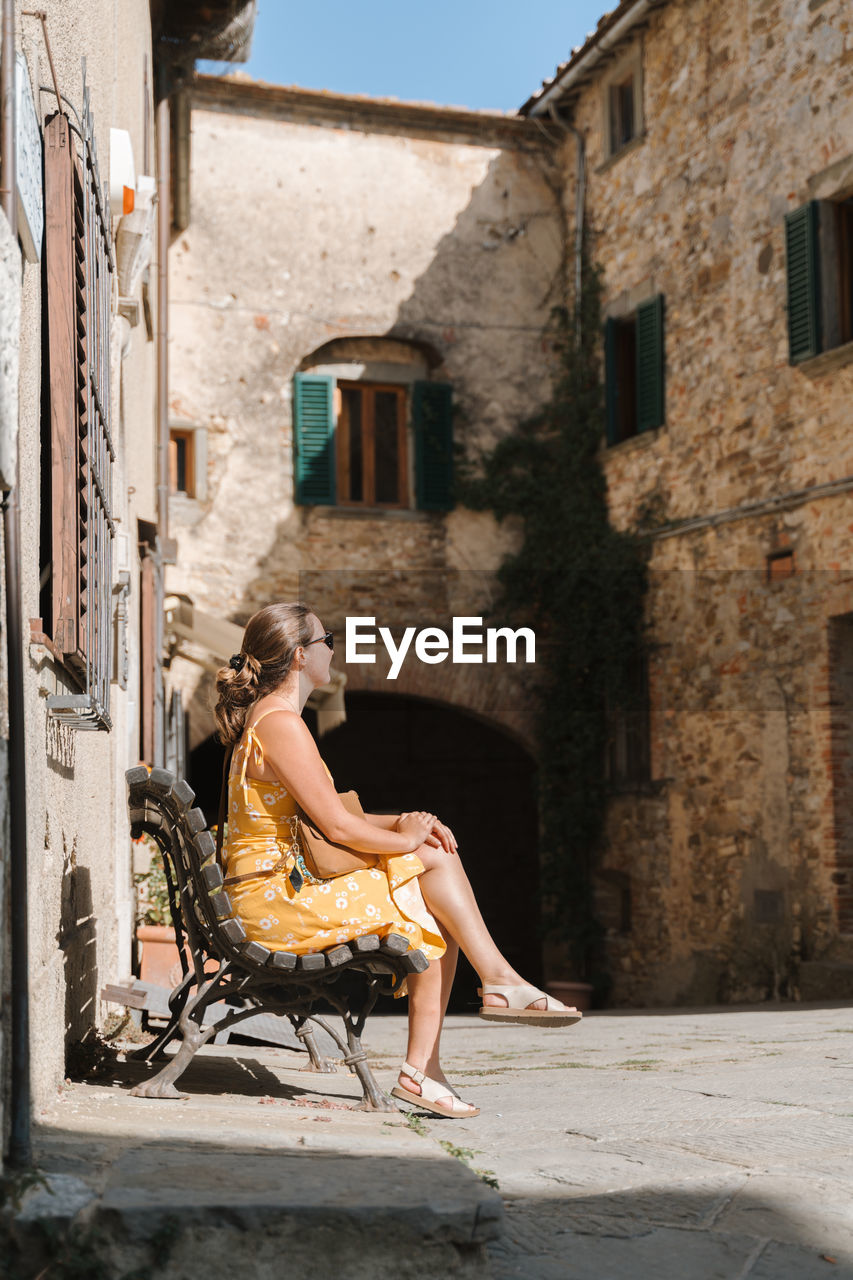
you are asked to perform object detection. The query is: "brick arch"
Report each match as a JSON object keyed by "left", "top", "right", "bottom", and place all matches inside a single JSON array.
[
  {"left": 340, "top": 652, "right": 537, "bottom": 756},
  {"left": 298, "top": 333, "right": 444, "bottom": 373}
]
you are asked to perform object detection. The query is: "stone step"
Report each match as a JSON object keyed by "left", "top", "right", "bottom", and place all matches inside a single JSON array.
[
  {"left": 7, "top": 1042, "right": 502, "bottom": 1279},
  {"left": 9, "top": 1150, "right": 500, "bottom": 1279}
]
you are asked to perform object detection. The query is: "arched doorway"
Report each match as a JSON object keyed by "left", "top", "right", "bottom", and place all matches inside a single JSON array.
[
  {"left": 188, "top": 692, "right": 542, "bottom": 1011},
  {"left": 316, "top": 692, "right": 542, "bottom": 1010}
]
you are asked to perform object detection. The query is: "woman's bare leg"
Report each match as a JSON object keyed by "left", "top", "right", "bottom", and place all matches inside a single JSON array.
[
  {"left": 413, "top": 844, "right": 575, "bottom": 1013},
  {"left": 399, "top": 936, "right": 475, "bottom": 1111},
  {"left": 396, "top": 850, "right": 573, "bottom": 1111}
]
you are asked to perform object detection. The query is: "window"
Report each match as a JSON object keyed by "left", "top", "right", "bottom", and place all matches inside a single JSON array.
[
  {"left": 292, "top": 374, "right": 453, "bottom": 511},
  {"left": 338, "top": 383, "right": 407, "bottom": 507},
  {"left": 168, "top": 424, "right": 207, "bottom": 501},
  {"left": 41, "top": 105, "right": 115, "bottom": 730},
  {"left": 169, "top": 429, "right": 195, "bottom": 496},
  {"left": 767, "top": 550, "right": 796, "bottom": 582},
  {"left": 602, "top": 49, "right": 643, "bottom": 162},
  {"left": 785, "top": 197, "right": 853, "bottom": 363},
  {"left": 609, "top": 76, "right": 636, "bottom": 153},
  {"left": 604, "top": 294, "right": 665, "bottom": 445},
  {"left": 605, "top": 652, "right": 651, "bottom": 789}
]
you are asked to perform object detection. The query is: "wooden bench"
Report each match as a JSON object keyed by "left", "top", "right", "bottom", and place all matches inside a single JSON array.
[{"left": 117, "top": 765, "right": 428, "bottom": 1111}]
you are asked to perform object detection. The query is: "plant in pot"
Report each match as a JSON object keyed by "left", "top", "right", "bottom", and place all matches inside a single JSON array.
[{"left": 133, "top": 834, "right": 183, "bottom": 988}]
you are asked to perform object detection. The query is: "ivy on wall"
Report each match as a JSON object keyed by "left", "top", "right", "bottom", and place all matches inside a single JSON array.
[{"left": 457, "top": 258, "right": 649, "bottom": 991}]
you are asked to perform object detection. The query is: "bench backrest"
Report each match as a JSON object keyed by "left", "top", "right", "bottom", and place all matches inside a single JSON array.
[{"left": 125, "top": 767, "right": 424, "bottom": 981}]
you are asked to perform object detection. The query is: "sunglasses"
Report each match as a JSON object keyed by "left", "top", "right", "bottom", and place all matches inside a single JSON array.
[{"left": 305, "top": 630, "right": 334, "bottom": 651}]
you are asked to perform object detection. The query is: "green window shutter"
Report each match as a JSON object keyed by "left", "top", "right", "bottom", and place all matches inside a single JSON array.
[
  {"left": 413, "top": 381, "right": 454, "bottom": 511},
  {"left": 293, "top": 373, "right": 335, "bottom": 505},
  {"left": 604, "top": 317, "right": 618, "bottom": 445},
  {"left": 636, "top": 294, "right": 665, "bottom": 433},
  {"left": 785, "top": 201, "right": 821, "bottom": 364}
]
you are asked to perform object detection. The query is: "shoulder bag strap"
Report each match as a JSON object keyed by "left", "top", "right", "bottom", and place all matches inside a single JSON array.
[{"left": 215, "top": 745, "right": 234, "bottom": 869}]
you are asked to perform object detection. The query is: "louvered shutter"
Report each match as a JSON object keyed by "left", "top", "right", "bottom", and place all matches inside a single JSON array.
[
  {"left": 44, "top": 112, "right": 83, "bottom": 656},
  {"left": 413, "top": 381, "right": 453, "bottom": 511},
  {"left": 785, "top": 202, "right": 821, "bottom": 364},
  {"left": 293, "top": 374, "right": 335, "bottom": 505},
  {"left": 636, "top": 294, "right": 665, "bottom": 433},
  {"left": 604, "top": 317, "right": 618, "bottom": 445}
]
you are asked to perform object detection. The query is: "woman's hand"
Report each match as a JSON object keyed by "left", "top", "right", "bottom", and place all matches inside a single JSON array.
[
  {"left": 395, "top": 811, "right": 438, "bottom": 851},
  {"left": 396, "top": 813, "right": 458, "bottom": 854}
]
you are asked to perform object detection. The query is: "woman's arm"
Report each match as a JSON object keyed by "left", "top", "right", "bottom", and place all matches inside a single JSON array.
[
  {"left": 256, "top": 711, "right": 433, "bottom": 855},
  {"left": 363, "top": 813, "right": 400, "bottom": 830},
  {"left": 366, "top": 811, "right": 456, "bottom": 853}
]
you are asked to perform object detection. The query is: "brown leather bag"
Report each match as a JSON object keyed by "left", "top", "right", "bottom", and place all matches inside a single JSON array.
[{"left": 295, "top": 790, "right": 380, "bottom": 880}]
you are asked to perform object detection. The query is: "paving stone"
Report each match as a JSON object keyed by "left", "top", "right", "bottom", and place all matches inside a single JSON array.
[{"left": 25, "top": 1006, "right": 853, "bottom": 1277}]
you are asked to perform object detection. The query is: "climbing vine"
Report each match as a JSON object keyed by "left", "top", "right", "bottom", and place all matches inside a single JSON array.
[{"left": 457, "top": 257, "right": 648, "bottom": 992}]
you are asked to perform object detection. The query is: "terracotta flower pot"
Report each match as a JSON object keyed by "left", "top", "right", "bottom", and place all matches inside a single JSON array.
[
  {"left": 545, "top": 980, "right": 594, "bottom": 1012},
  {"left": 136, "top": 924, "right": 183, "bottom": 988}
]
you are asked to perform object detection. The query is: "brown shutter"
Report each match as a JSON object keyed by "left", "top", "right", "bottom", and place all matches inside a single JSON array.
[{"left": 44, "top": 113, "right": 84, "bottom": 659}]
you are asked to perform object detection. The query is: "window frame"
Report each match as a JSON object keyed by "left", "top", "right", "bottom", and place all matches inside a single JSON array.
[
  {"left": 336, "top": 380, "right": 409, "bottom": 510},
  {"left": 604, "top": 293, "right": 665, "bottom": 447},
  {"left": 168, "top": 422, "right": 207, "bottom": 501},
  {"left": 169, "top": 428, "right": 195, "bottom": 497},
  {"left": 601, "top": 45, "right": 644, "bottom": 164},
  {"left": 786, "top": 195, "right": 853, "bottom": 368},
  {"left": 605, "top": 651, "right": 652, "bottom": 791}
]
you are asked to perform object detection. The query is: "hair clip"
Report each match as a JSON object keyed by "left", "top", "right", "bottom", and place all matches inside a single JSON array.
[{"left": 228, "top": 653, "right": 246, "bottom": 671}]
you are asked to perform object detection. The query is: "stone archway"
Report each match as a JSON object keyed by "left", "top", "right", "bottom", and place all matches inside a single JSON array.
[
  {"left": 311, "top": 690, "right": 542, "bottom": 1010},
  {"left": 340, "top": 646, "right": 537, "bottom": 756}
]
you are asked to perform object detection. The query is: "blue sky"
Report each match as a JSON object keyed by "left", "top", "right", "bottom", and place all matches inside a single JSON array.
[{"left": 198, "top": 1, "right": 610, "bottom": 112}]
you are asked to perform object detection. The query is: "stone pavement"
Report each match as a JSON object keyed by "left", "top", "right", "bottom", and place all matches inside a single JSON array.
[
  {"left": 10, "top": 1002, "right": 853, "bottom": 1278},
  {"left": 361, "top": 1002, "right": 853, "bottom": 1279}
]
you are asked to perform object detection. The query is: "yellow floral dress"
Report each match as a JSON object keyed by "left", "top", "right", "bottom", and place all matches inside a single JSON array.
[{"left": 223, "top": 708, "right": 446, "bottom": 972}]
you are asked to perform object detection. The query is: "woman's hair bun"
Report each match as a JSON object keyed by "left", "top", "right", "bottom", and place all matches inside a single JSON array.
[{"left": 213, "top": 603, "right": 315, "bottom": 745}]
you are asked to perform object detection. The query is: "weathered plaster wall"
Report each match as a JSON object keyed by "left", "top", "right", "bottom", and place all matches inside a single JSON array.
[
  {"left": 12, "top": 0, "right": 158, "bottom": 1104},
  {"left": 561, "top": 0, "right": 853, "bottom": 1001},
  {"left": 167, "top": 88, "right": 563, "bottom": 751}
]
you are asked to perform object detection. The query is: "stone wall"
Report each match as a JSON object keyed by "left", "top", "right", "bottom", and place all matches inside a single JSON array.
[
  {"left": 557, "top": 0, "right": 853, "bottom": 1001},
  {"left": 167, "top": 82, "right": 564, "bottom": 756},
  {"left": 10, "top": 0, "right": 159, "bottom": 1104}
]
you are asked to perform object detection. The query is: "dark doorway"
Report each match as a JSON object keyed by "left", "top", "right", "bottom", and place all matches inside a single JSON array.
[
  {"left": 189, "top": 732, "right": 227, "bottom": 825},
  {"left": 317, "top": 693, "right": 542, "bottom": 1011},
  {"left": 188, "top": 693, "right": 543, "bottom": 1010}
]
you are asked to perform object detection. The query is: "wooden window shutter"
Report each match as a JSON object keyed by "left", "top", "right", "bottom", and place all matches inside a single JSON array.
[
  {"left": 636, "top": 294, "right": 665, "bottom": 433},
  {"left": 293, "top": 373, "right": 336, "bottom": 504},
  {"left": 44, "top": 113, "right": 84, "bottom": 656},
  {"left": 604, "top": 317, "right": 619, "bottom": 445},
  {"left": 413, "top": 381, "right": 454, "bottom": 511},
  {"left": 785, "top": 201, "right": 821, "bottom": 363}
]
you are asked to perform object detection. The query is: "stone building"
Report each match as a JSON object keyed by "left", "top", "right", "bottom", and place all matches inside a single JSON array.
[
  {"left": 168, "top": 0, "right": 853, "bottom": 1009},
  {"left": 165, "top": 78, "right": 565, "bottom": 993},
  {"left": 522, "top": 0, "right": 853, "bottom": 1003},
  {"left": 0, "top": 0, "right": 255, "bottom": 1166}
]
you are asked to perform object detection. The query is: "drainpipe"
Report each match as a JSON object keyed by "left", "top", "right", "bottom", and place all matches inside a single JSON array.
[
  {"left": 155, "top": 64, "right": 169, "bottom": 550},
  {"left": 548, "top": 103, "right": 586, "bottom": 342},
  {"left": 154, "top": 61, "right": 171, "bottom": 766},
  {"left": 1, "top": 0, "right": 32, "bottom": 1168}
]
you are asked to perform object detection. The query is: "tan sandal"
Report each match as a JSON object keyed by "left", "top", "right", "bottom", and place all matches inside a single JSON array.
[
  {"left": 391, "top": 1061, "right": 480, "bottom": 1118},
  {"left": 478, "top": 982, "right": 583, "bottom": 1027}
]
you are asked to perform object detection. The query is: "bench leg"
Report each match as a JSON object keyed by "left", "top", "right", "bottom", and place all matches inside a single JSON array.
[
  {"left": 307, "top": 1014, "right": 399, "bottom": 1113},
  {"left": 130, "top": 966, "right": 227, "bottom": 1099},
  {"left": 347, "top": 1033, "right": 399, "bottom": 1113},
  {"left": 292, "top": 1018, "right": 337, "bottom": 1073}
]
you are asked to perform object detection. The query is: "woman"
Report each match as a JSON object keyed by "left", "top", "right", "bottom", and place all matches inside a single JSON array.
[{"left": 215, "top": 602, "right": 580, "bottom": 1119}]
